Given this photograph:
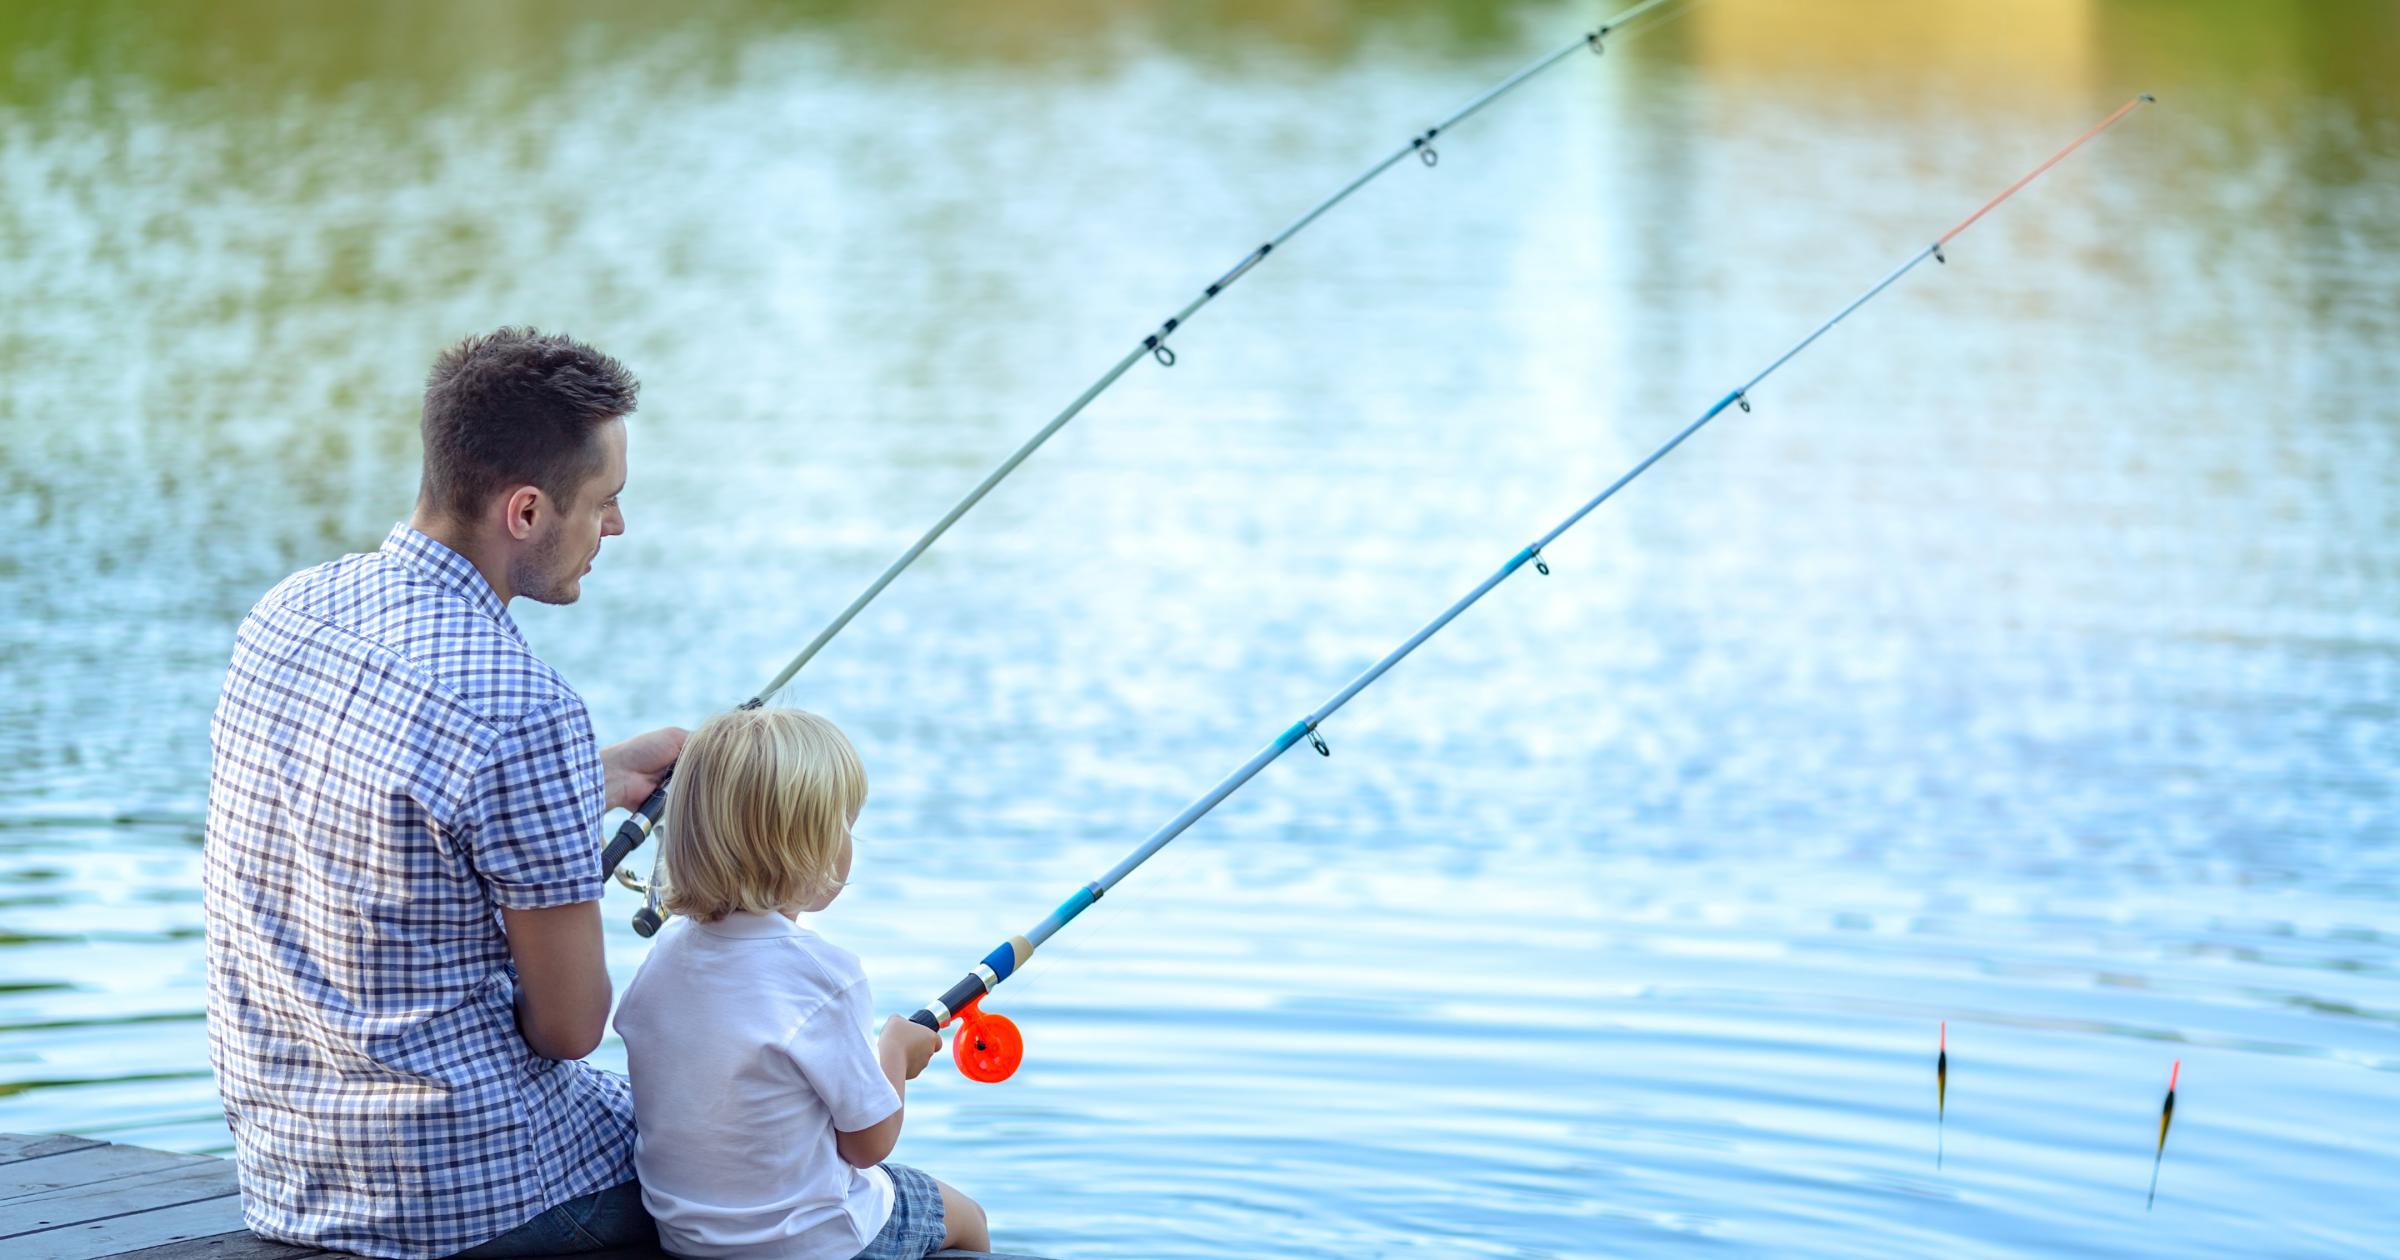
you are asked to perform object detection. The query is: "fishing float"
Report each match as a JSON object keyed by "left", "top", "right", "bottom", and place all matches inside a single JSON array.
[
  {"left": 909, "top": 96, "right": 2161, "bottom": 1080},
  {"left": 1937, "top": 1022, "right": 1948, "bottom": 1168},
  {"left": 2147, "top": 1058, "right": 2179, "bottom": 1209},
  {"left": 599, "top": 0, "right": 1690, "bottom": 931}
]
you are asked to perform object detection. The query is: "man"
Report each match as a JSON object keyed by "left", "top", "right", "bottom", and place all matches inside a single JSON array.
[{"left": 204, "top": 328, "right": 685, "bottom": 1258}]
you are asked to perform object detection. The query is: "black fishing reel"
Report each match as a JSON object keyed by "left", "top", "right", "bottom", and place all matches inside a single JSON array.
[{"left": 611, "top": 854, "right": 669, "bottom": 937}]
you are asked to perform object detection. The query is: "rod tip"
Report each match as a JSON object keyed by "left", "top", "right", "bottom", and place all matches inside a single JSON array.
[{"left": 2139, "top": 92, "right": 2157, "bottom": 104}]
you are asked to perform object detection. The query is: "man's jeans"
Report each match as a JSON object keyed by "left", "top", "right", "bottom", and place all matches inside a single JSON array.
[{"left": 452, "top": 1180, "right": 657, "bottom": 1257}]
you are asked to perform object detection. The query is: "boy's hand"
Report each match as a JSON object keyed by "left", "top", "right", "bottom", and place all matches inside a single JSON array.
[
  {"left": 879, "top": 1014, "right": 941, "bottom": 1081},
  {"left": 600, "top": 726, "right": 688, "bottom": 813}
]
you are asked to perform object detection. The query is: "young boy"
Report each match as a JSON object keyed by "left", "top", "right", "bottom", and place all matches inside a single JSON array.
[{"left": 614, "top": 708, "right": 990, "bottom": 1259}]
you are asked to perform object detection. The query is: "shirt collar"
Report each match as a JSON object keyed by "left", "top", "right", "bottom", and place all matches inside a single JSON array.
[
  {"left": 379, "top": 523, "right": 519, "bottom": 638},
  {"left": 695, "top": 910, "right": 803, "bottom": 940}
]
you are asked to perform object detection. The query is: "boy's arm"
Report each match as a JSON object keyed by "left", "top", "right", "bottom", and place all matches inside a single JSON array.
[{"left": 835, "top": 1016, "right": 939, "bottom": 1168}]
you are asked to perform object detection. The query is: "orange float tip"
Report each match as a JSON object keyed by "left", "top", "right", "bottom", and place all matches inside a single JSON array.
[
  {"left": 1940, "top": 1022, "right": 1946, "bottom": 1051},
  {"left": 2169, "top": 1060, "right": 2180, "bottom": 1092}
]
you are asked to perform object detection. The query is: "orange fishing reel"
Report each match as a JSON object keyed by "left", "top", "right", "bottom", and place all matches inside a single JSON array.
[{"left": 950, "top": 996, "right": 1023, "bottom": 1083}]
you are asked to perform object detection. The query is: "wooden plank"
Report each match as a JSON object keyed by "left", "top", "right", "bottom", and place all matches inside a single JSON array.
[
  {"left": 8, "top": 1191, "right": 248, "bottom": 1260},
  {"left": 0, "top": 1146, "right": 213, "bottom": 1201},
  {"left": 0, "top": 1136, "right": 1055, "bottom": 1259},
  {"left": 538, "top": 1247, "right": 1048, "bottom": 1259},
  {"left": 0, "top": 1160, "right": 238, "bottom": 1237},
  {"left": 552, "top": 1250, "right": 1042, "bottom": 1260},
  {"left": 0, "top": 1135, "right": 108, "bottom": 1166},
  {"left": 104, "top": 1232, "right": 335, "bottom": 1260}
]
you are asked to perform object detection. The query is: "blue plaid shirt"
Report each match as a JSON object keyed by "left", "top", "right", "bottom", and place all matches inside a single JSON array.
[{"left": 204, "top": 524, "right": 634, "bottom": 1259}]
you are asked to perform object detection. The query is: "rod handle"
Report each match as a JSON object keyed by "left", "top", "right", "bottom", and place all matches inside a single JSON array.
[
  {"left": 600, "top": 775, "right": 671, "bottom": 875},
  {"left": 909, "top": 972, "right": 994, "bottom": 1034}
]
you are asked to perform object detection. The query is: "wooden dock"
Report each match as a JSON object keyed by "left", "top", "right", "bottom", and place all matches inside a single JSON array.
[{"left": 1, "top": 1133, "right": 1045, "bottom": 1260}]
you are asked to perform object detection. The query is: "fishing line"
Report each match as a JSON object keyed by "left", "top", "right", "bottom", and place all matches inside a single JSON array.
[
  {"left": 600, "top": 0, "right": 1691, "bottom": 917},
  {"left": 910, "top": 95, "right": 2159, "bottom": 1081}
]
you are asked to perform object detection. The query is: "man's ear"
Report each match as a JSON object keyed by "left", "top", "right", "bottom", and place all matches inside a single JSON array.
[{"left": 500, "top": 485, "right": 543, "bottom": 542}]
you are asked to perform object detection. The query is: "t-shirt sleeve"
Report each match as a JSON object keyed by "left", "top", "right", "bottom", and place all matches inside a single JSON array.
[
  {"left": 459, "top": 693, "right": 606, "bottom": 909},
  {"left": 788, "top": 982, "right": 902, "bottom": 1134}
]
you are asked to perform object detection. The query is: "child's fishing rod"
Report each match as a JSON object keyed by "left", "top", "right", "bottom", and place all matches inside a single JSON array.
[
  {"left": 911, "top": 95, "right": 2160, "bottom": 1081},
  {"left": 600, "top": 0, "right": 1687, "bottom": 911}
]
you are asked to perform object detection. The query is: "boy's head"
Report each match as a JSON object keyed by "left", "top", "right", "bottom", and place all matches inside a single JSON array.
[{"left": 661, "top": 707, "right": 866, "bottom": 921}]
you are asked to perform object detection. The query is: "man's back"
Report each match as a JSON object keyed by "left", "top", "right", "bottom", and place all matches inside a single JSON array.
[{"left": 204, "top": 524, "right": 632, "bottom": 1260}]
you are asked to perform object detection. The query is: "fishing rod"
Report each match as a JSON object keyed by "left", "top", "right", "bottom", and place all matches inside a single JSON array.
[
  {"left": 599, "top": 0, "right": 1688, "bottom": 924},
  {"left": 912, "top": 95, "right": 2160, "bottom": 1081}
]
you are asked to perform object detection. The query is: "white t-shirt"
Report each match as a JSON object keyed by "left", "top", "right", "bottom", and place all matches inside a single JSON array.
[{"left": 614, "top": 911, "right": 902, "bottom": 1260}]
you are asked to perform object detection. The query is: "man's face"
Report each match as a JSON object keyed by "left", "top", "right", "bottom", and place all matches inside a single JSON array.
[{"left": 514, "top": 418, "right": 627, "bottom": 606}]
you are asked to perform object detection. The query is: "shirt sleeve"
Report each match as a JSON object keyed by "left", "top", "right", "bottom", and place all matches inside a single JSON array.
[
  {"left": 459, "top": 693, "right": 606, "bottom": 909},
  {"left": 787, "top": 982, "right": 902, "bottom": 1134}
]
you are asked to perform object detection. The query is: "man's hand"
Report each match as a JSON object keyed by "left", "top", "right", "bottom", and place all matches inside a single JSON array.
[
  {"left": 879, "top": 1014, "right": 941, "bottom": 1081},
  {"left": 600, "top": 726, "right": 687, "bottom": 813}
]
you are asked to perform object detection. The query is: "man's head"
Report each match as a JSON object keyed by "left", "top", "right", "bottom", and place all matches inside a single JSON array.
[{"left": 417, "top": 327, "right": 638, "bottom": 605}]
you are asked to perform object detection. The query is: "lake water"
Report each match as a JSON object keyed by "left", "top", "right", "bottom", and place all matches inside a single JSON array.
[{"left": 2, "top": 1, "right": 2396, "bottom": 1256}]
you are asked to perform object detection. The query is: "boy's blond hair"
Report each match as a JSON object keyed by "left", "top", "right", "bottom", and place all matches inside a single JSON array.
[{"left": 660, "top": 707, "right": 866, "bottom": 921}]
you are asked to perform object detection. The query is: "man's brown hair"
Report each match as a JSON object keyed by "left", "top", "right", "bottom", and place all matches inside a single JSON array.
[{"left": 418, "top": 327, "right": 639, "bottom": 521}]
